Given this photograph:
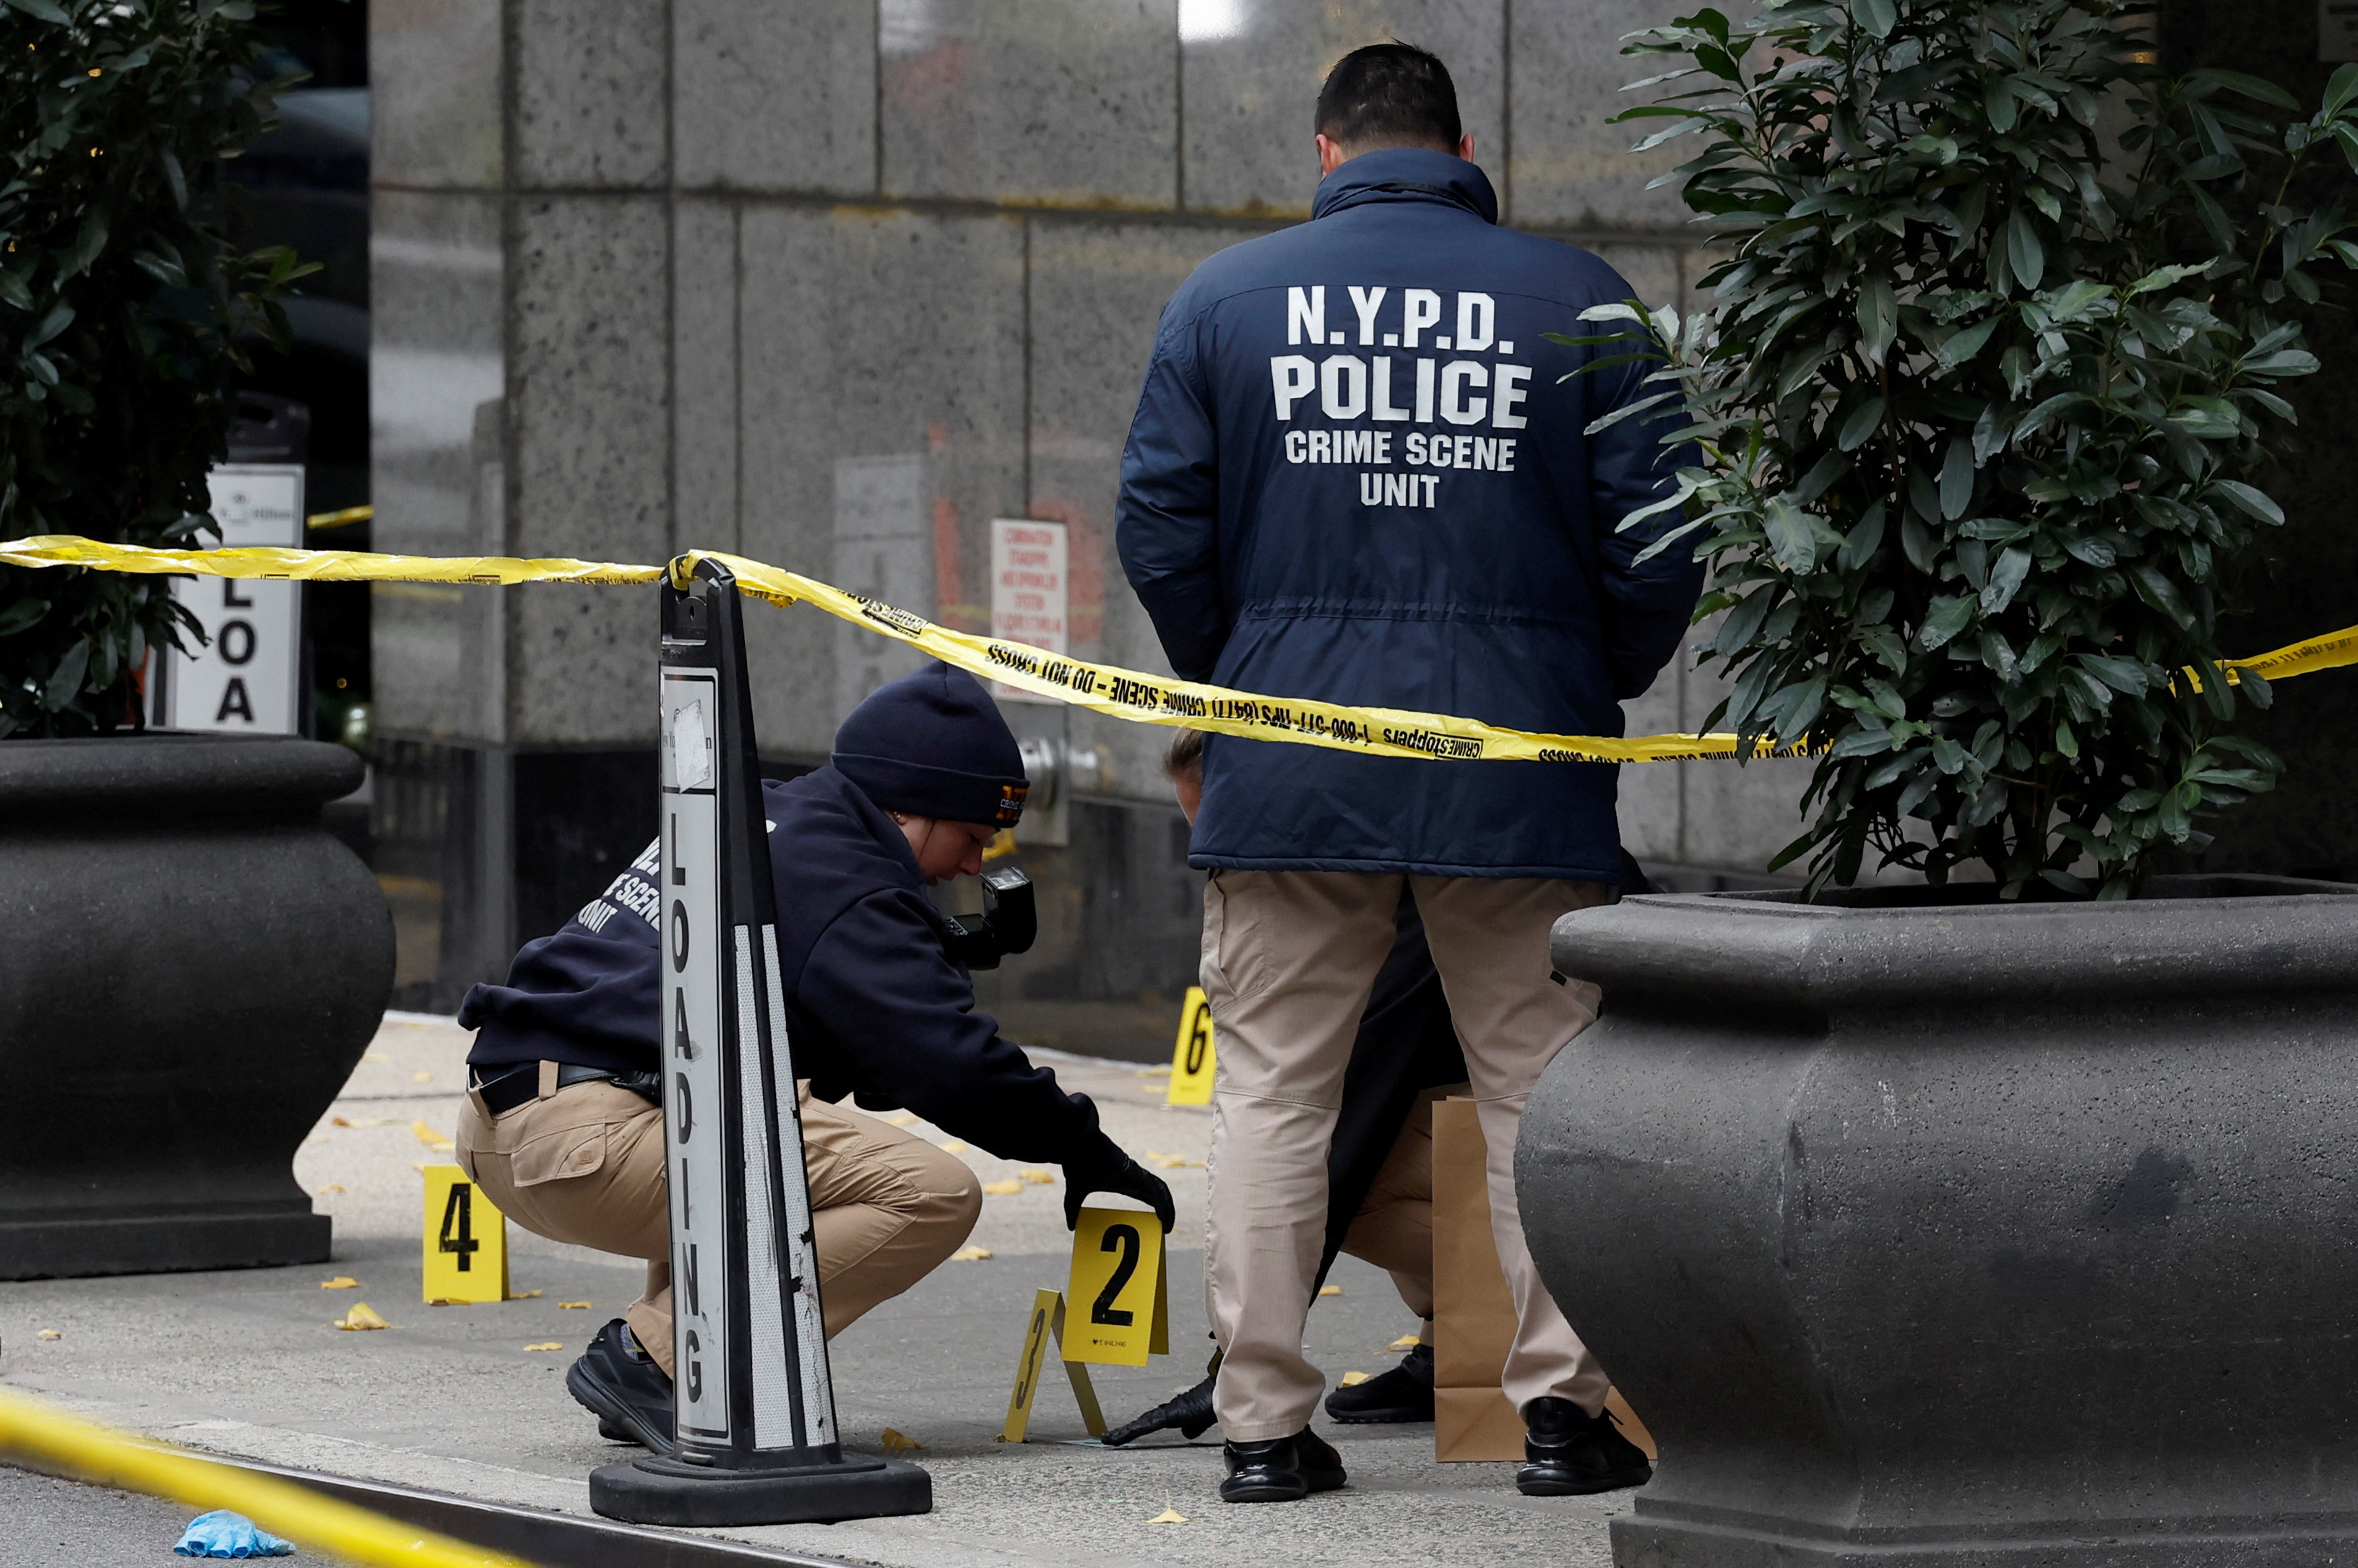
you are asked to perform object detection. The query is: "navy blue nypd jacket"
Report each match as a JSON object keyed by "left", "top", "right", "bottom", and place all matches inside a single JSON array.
[
  {"left": 458, "top": 766, "right": 1113, "bottom": 1166},
  {"left": 1115, "top": 149, "right": 1704, "bottom": 882}
]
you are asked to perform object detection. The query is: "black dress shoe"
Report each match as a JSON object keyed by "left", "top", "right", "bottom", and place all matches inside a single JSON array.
[
  {"left": 1515, "top": 1396, "right": 1652, "bottom": 1496},
  {"left": 566, "top": 1319, "right": 675, "bottom": 1453},
  {"left": 1219, "top": 1427, "right": 1349, "bottom": 1503},
  {"left": 1323, "top": 1342, "right": 1435, "bottom": 1424}
]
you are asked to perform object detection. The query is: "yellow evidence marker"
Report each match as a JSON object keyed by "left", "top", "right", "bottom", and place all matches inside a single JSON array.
[
  {"left": 1000, "top": 1288, "right": 1108, "bottom": 1443},
  {"left": 1166, "top": 986, "right": 1215, "bottom": 1106},
  {"left": 420, "top": 1164, "right": 509, "bottom": 1304},
  {"left": 1063, "top": 1205, "right": 1169, "bottom": 1367}
]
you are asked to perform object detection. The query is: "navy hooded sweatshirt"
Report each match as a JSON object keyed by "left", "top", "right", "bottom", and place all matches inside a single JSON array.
[
  {"left": 1115, "top": 148, "right": 1704, "bottom": 882},
  {"left": 457, "top": 766, "right": 1113, "bottom": 1166}
]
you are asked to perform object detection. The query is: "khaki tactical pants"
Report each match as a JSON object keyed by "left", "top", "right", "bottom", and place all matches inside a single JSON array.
[
  {"left": 1201, "top": 869, "right": 1613, "bottom": 1440},
  {"left": 457, "top": 1076, "right": 981, "bottom": 1377}
]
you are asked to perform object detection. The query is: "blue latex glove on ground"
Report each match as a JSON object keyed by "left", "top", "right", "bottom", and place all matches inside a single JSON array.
[{"left": 173, "top": 1510, "right": 295, "bottom": 1558}]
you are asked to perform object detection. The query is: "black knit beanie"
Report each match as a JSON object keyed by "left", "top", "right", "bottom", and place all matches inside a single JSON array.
[{"left": 832, "top": 662, "right": 1029, "bottom": 828}]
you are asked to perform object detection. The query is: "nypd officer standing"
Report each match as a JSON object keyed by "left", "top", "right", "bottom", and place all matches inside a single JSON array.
[
  {"left": 455, "top": 663, "right": 1174, "bottom": 1451},
  {"left": 1115, "top": 44, "right": 1700, "bottom": 1502}
]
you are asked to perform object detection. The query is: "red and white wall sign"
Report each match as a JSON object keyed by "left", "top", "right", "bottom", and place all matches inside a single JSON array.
[{"left": 990, "top": 519, "right": 1068, "bottom": 702}]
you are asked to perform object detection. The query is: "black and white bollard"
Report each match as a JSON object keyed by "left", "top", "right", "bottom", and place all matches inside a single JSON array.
[{"left": 590, "top": 558, "right": 931, "bottom": 1526}]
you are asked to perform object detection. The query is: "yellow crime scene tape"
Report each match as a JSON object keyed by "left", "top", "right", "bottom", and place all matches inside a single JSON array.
[
  {"left": 2, "top": 533, "right": 2352, "bottom": 762},
  {"left": 0, "top": 1384, "right": 531, "bottom": 1567}
]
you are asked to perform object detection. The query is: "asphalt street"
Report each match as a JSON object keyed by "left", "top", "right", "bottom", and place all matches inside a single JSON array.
[{"left": 0, "top": 1465, "right": 207, "bottom": 1567}]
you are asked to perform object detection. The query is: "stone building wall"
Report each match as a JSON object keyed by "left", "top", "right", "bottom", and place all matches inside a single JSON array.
[{"left": 366, "top": 0, "right": 1820, "bottom": 1021}]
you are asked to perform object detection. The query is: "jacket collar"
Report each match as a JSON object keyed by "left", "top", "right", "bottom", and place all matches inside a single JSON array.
[
  {"left": 1310, "top": 147, "right": 1498, "bottom": 225},
  {"left": 811, "top": 765, "right": 926, "bottom": 891}
]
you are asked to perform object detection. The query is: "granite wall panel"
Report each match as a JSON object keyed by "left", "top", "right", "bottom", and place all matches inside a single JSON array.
[
  {"left": 674, "top": 0, "right": 876, "bottom": 193},
  {"left": 1180, "top": 0, "right": 1505, "bottom": 219},
  {"left": 371, "top": 0, "right": 503, "bottom": 190},
  {"left": 371, "top": 191, "right": 507, "bottom": 743},
  {"left": 1025, "top": 219, "right": 1260, "bottom": 800},
  {"left": 1677, "top": 752, "right": 1813, "bottom": 873},
  {"left": 673, "top": 198, "right": 740, "bottom": 557},
  {"left": 735, "top": 204, "right": 1027, "bottom": 755},
  {"left": 514, "top": 0, "right": 669, "bottom": 189},
  {"left": 1616, "top": 657, "right": 1685, "bottom": 865},
  {"left": 1673, "top": 636, "right": 1807, "bottom": 874},
  {"left": 881, "top": 0, "right": 1178, "bottom": 208},
  {"left": 1590, "top": 241, "right": 1683, "bottom": 315},
  {"left": 832, "top": 453, "right": 936, "bottom": 722},
  {"left": 1509, "top": 0, "right": 1690, "bottom": 233},
  {"left": 1680, "top": 242, "right": 1726, "bottom": 307},
  {"left": 509, "top": 196, "right": 673, "bottom": 743}
]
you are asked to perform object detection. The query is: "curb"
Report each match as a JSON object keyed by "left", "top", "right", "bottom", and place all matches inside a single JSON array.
[{"left": 14, "top": 1454, "right": 863, "bottom": 1568}]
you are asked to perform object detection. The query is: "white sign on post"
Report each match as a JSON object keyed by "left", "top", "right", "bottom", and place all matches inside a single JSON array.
[
  {"left": 990, "top": 519, "right": 1068, "bottom": 702},
  {"left": 155, "top": 464, "right": 305, "bottom": 733},
  {"left": 659, "top": 666, "right": 732, "bottom": 1445}
]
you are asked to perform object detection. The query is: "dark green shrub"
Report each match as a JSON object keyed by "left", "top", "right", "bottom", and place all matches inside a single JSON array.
[
  {"left": 0, "top": 0, "right": 308, "bottom": 737},
  {"left": 1600, "top": 0, "right": 2358, "bottom": 895}
]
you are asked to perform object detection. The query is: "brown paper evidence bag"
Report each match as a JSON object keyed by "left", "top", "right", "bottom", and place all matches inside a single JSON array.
[{"left": 1428, "top": 1096, "right": 1656, "bottom": 1463}]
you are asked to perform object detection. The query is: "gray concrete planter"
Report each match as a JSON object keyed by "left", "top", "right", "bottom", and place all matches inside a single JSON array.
[
  {"left": 1522, "top": 876, "right": 2358, "bottom": 1567},
  {"left": 0, "top": 735, "right": 393, "bottom": 1278}
]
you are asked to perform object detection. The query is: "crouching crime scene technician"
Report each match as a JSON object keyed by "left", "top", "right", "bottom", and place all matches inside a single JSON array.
[{"left": 453, "top": 662, "right": 1176, "bottom": 1450}]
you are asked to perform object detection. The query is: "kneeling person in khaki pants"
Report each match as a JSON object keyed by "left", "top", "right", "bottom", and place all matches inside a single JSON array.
[{"left": 456, "top": 663, "right": 1174, "bottom": 1452}]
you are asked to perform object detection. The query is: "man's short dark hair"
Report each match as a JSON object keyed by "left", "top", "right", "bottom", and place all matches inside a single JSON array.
[
  {"left": 1164, "top": 727, "right": 1205, "bottom": 779},
  {"left": 1315, "top": 42, "right": 1461, "bottom": 153}
]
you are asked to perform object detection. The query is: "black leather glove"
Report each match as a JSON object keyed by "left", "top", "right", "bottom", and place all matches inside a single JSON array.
[
  {"left": 1061, "top": 1139, "right": 1175, "bottom": 1233},
  {"left": 1102, "top": 1373, "right": 1215, "bottom": 1447}
]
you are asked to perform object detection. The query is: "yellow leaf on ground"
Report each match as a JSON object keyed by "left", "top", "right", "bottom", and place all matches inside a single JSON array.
[
  {"left": 314, "top": 1184, "right": 345, "bottom": 1195},
  {"left": 523, "top": 1342, "right": 563, "bottom": 1352},
  {"left": 1145, "top": 1151, "right": 1203, "bottom": 1169},
  {"left": 880, "top": 1428, "right": 923, "bottom": 1452},
  {"left": 1339, "top": 1371, "right": 1370, "bottom": 1387},
  {"left": 508, "top": 1289, "right": 543, "bottom": 1300},
  {"left": 319, "top": 1277, "right": 358, "bottom": 1290},
  {"left": 1149, "top": 1496, "right": 1188, "bottom": 1524},
  {"left": 413, "top": 1071, "right": 433, "bottom": 1083},
  {"left": 1388, "top": 1333, "right": 1422, "bottom": 1351},
  {"left": 1019, "top": 1169, "right": 1056, "bottom": 1185},
  {"left": 981, "top": 1179, "right": 1024, "bottom": 1196},
  {"left": 333, "top": 1302, "right": 389, "bottom": 1331},
  {"left": 939, "top": 1140, "right": 969, "bottom": 1153},
  {"left": 35, "top": 1329, "right": 59, "bottom": 1340},
  {"left": 558, "top": 1301, "right": 592, "bottom": 1309},
  {"left": 410, "top": 1120, "right": 454, "bottom": 1148},
  {"left": 951, "top": 1245, "right": 993, "bottom": 1261},
  {"left": 332, "top": 1114, "right": 398, "bottom": 1128},
  {"left": 1318, "top": 1285, "right": 1342, "bottom": 1297}
]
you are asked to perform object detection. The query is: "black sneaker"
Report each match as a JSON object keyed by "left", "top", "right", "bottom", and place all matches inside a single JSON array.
[
  {"left": 1323, "top": 1342, "right": 1435, "bottom": 1424},
  {"left": 1219, "top": 1427, "right": 1347, "bottom": 1504},
  {"left": 1515, "top": 1396, "right": 1651, "bottom": 1496},
  {"left": 566, "top": 1319, "right": 675, "bottom": 1453}
]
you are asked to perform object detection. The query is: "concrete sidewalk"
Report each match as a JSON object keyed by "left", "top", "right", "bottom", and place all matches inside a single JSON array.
[{"left": 0, "top": 1016, "right": 1627, "bottom": 1567}]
